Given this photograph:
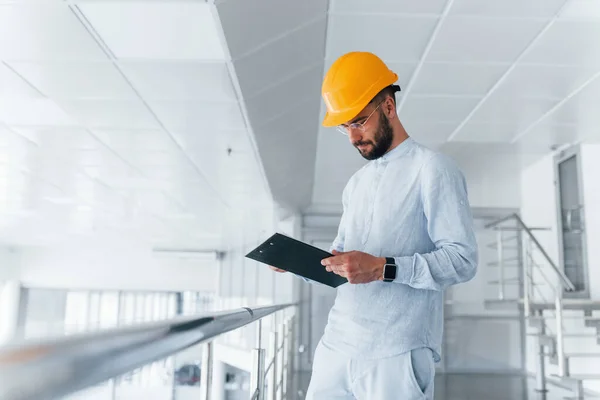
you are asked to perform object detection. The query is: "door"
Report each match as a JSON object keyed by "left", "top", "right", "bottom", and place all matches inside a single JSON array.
[{"left": 555, "top": 146, "right": 590, "bottom": 298}]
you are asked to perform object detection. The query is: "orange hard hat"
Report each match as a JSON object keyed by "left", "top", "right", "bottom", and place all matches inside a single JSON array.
[{"left": 321, "top": 51, "right": 399, "bottom": 127}]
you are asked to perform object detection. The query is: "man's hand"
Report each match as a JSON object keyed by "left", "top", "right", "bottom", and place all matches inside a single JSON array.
[
  {"left": 321, "top": 250, "right": 386, "bottom": 284},
  {"left": 269, "top": 266, "right": 287, "bottom": 273}
]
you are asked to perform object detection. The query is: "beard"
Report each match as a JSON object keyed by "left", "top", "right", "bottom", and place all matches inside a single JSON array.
[{"left": 354, "top": 110, "right": 394, "bottom": 161}]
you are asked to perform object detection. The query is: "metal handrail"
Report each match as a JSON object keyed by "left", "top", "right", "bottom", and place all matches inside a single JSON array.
[
  {"left": 485, "top": 213, "right": 576, "bottom": 292},
  {"left": 0, "top": 303, "right": 295, "bottom": 400}
]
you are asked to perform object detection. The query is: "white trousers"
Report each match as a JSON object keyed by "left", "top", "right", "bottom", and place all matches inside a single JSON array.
[{"left": 306, "top": 340, "right": 435, "bottom": 400}]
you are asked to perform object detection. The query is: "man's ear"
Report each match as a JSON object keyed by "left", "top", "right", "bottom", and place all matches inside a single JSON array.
[{"left": 384, "top": 97, "right": 396, "bottom": 119}]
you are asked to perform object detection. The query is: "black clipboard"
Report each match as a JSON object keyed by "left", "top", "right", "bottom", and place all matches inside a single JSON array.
[{"left": 245, "top": 233, "right": 347, "bottom": 288}]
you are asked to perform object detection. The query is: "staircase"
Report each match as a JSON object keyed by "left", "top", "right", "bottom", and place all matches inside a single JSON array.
[{"left": 483, "top": 214, "right": 600, "bottom": 399}]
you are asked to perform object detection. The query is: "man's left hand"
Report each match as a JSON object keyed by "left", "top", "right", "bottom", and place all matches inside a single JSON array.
[{"left": 321, "top": 250, "right": 386, "bottom": 284}]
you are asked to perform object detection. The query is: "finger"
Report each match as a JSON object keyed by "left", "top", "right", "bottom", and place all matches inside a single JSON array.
[
  {"left": 321, "top": 255, "right": 344, "bottom": 267},
  {"left": 331, "top": 250, "right": 346, "bottom": 255},
  {"left": 330, "top": 264, "right": 348, "bottom": 277}
]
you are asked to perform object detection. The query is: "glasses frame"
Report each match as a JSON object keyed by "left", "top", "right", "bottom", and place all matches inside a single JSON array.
[{"left": 336, "top": 100, "right": 385, "bottom": 136}]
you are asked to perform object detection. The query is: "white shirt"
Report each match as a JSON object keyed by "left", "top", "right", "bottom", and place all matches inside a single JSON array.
[{"left": 322, "top": 137, "right": 478, "bottom": 361}]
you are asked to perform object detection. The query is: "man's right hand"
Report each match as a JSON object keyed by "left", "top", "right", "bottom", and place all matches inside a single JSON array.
[{"left": 269, "top": 266, "right": 287, "bottom": 273}]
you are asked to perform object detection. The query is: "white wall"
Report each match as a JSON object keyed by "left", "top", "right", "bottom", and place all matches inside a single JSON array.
[
  {"left": 17, "top": 236, "right": 218, "bottom": 292},
  {"left": 0, "top": 246, "right": 19, "bottom": 281},
  {"left": 0, "top": 247, "right": 21, "bottom": 344},
  {"left": 455, "top": 152, "right": 524, "bottom": 209},
  {"left": 521, "top": 146, "right": 600, "bottom": 393},
  {"left": 581, "top": 144, "right": 600, "bottom": 299}
]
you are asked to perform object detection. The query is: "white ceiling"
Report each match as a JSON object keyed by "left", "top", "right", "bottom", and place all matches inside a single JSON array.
[
  {"left": 313, "top": 0, "right": 600, "bottom": 209},
  {"left": 2, "top": 0, "right": 600, "bottom": 250},
  {"left": 0, "top": 1, "right": 271, "bottom": 249}
]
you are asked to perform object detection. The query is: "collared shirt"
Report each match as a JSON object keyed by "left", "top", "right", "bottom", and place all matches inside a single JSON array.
[{"left": 322, "top": 137, "right": 478, "bottom": 361}]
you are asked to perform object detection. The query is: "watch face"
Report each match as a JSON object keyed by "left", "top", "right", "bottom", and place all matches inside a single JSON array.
[{"left": 384, "top": 264, "right": 396, "bottom": 280}]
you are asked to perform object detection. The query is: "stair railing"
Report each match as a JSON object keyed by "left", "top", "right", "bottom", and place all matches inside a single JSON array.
[{"left": 485, "top": 213, "right": 577, "bottom": 390}]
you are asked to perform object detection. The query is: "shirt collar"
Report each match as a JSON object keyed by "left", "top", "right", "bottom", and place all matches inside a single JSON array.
[{"left": 376, "top": 137, "right": 414, "bottom": 164}]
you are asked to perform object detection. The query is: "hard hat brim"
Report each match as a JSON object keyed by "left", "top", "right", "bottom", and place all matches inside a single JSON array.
[{"left": 322, "top": 104, "right": 367, "bottom": 128}]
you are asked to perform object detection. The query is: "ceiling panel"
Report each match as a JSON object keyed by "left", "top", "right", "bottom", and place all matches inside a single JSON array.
[
  {"left": 0, "top": 127, "right": 37, "bottom": 168},
  {"left": 411, "top": 62, "right": 508, "bottom": 96},
  {"left": 165, "top": 182, "right": 225, "bottom": 217},
  {"left": 522, "top": 20, "right": 600, "bottom": 65},
  {"left": 450, "top": 0, "right": 567, "bottom": 18},
  {"left": 148, "top": 101, "right": 245, "bottom": 132},
  {"left": 402, "top": 121, "right": 461, "bottom": 144},
  {"left": 217, "top": 0, "right": 327, "bottom": 58},
  {"left": 9, "top": 61, "right": 136, "bottom": 99},
  {"left": 253, "top": 99, "right": 320, "bottom": 209},
  {"left": 514, "top": 122, "right": 583, "bottom": 153},
  {"left": 327, "top": 15, "right": 437, "bottom": 63},
  {"left": 173, "top": 129, "right": 251, "bottom": 164},
  {"left": 119, "top": 61, "right": 237, "bottom": 102},
  {"left": 234, "top": 17, "right": 327, "bottom": 97},
  {"left": 468, "top": 94, "right": 558, "bottom": 128},
  {"left": 252, "top": 98, "right": 316, "bottom": 148},
  {"left": 79, "top": 3, "right": 225, "bottom": 60},
  {"left": 494, "top": 64, "right": 600, "bottom": 100},
  {"left": 452, "top": 122, "right": 520, "bottom": 143},
  {"left": 560, "top": 0, "right": 600, "bottom": 20},
  {"left": 93, "top": 130, "right": 185, "bottom": 171},
  {"left": 330, "top": 0, "right": 447, "bottom": 15},
  {"left": 0, "top": 62, "right": 41, "bottom": 98},
  {"left": 140, "top": 160, "right": 204, "bottom": 183},
  {"left": 93, "top": 129, "right": 179, "bottom": 154},
  {"left": 400, "top": 96, "right": 480, "bottom": 124},
  {"left": 541, "top": 77, "right": 600, "bottom": 126},
  {"left": 172, "top": 128, "right": 256, "bottom": 194},
  {"left": 382, "top": 62, "right": 417, "bottom": 89},
  {"left": 0, "top": 4, "right": 107, "bottom": 61},
  {"left": 427, "top": 16, "right": 548, "bottom": 63},
  {"left": 0, "top": 98, "right": 76, "bottom": 126},
  {"left": 57, "top": 99, "right": 160, "bottom": 129},
  {"left": 244, "top": 64, "right": 322, "bottom": 125},
  {"left": 11, "top": 127, "right": 98, "bottom": 150}
]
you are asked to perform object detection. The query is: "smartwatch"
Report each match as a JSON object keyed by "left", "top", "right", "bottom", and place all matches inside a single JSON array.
[{"left": 383, "top": 257, "right": 397, "bottom": 282}]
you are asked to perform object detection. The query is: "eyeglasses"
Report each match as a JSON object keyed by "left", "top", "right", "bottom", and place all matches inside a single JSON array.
[{"left": 336, "top": 101, "right": 384, "bottom": 136}]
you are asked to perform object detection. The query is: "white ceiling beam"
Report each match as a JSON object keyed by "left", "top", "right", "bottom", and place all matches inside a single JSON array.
[
  {"left": 396, "top": 0, "right": 455, "bottom": 113},
  {"left": 208, "top": 3, "right": 274, "bottom": 203},
  {"left": 445, "top": 0, "right": 571, "bottom": 141},
  {"left": 510, "top": 69, "right": 600, "bottom": 143}
]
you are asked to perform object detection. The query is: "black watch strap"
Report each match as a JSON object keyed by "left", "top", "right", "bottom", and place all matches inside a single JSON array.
[{"left": 383, "top": 257, "right": 397, "bottom": 282}]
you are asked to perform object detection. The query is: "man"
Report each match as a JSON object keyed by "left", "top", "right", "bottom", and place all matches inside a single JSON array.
[{"left": 271, "top": 51, "right": 478, "bottom": 399}]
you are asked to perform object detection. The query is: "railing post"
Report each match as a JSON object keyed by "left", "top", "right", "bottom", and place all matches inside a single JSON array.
[
  {"left": 555, "top": 292, "right": 566, "bottom": 377},
  {"left": 251, "top": 320, "right": 266, "bottom": 400},
  {"left": 280, "top": 320, "right": 287, "bottom": 400},
  {"left": 497, "top": 230, "right": 505, "bottom": 300},
  {"left": 286, "top": 317, "right": 294, "bottom": 397},
  {"left": 200, "top": 342, "right": 213, "bottom": 400},
  {"left": 270, "top": 331, "right": 278, "bottom": 400},
  {"left": 535, "top": 310, "right": 548, "bottom": 393},
  {"left": 252, "top": 348, "right": 266, "bottom": 400},
  {"left": 523, "top": 237, "right": 531, "bottom": 318}
]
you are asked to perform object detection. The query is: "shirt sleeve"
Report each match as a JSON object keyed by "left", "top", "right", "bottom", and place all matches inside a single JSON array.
[{"left": 392, "top": 153, "right": 478, "bottom": 291}]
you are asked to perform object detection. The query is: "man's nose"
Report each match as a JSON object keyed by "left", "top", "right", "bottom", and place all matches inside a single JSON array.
[{"left": 348, "top": 128, "right": 363, "bottom": 143}]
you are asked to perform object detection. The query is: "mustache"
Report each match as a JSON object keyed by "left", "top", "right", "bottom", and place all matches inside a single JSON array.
[{"left": 353, "top": 140, "right": 373, "bottom": 147}]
